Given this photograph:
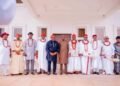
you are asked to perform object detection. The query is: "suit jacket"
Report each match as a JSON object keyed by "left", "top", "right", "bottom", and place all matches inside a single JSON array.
[{"left": 46, "top": 40, "right": 60, "bottom": 61}]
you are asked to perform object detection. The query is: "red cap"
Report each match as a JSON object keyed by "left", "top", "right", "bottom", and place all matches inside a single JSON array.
[
  {"left": 72, "top": 34, "right": 76, "bottom": 37},
  {"left": 84, "top": 34, "right": 88, "bottom": 38},
  {"left": 1, "top": 32, "right": 9, "bottom": 37},
  {"left": 41, "top": 33, "right": 46, "bottom": 37},
  {"left": 16, "top": 33, "right": 22, "bottom": 37},
  {"left": 92, "top": 34, "right": 97, "bottom": 37}
]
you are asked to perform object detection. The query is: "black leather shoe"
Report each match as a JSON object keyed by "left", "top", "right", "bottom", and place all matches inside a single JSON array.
[
  {"left": 47, "top": 72, "right": 51, "bottom": 75},
  {"left": 24, "top": 72, "right": 29, "bottom": 75},
  {"left": 37, "top": 72, "right": 42, "bottom": 74},
  {"left": 31, "top": 72, "right": 35, "bottom": 75},
  {"left": 53, "top": 73, "right": 57, "bottom": 75}
]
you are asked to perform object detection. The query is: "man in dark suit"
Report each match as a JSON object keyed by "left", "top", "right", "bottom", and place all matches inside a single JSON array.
[{"left": 46, "top": 34, "right": 60, "bottom": 75}]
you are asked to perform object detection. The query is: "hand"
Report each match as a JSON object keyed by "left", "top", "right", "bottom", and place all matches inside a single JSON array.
[
  {"left": 79, "top": 53, "right": 83, "bottom": 57},
  {"left": 23, "top": 52, "right": 27, "bottom": 56},
  {"left": 15, "top": 50, "right": 21, "bottom": 55},
  {"left": 50, "top": 52, "right": 57, "bottom": 56},
  {"left": 103, "top": 54, "right": 106, "bottom": 58},
  {"left": 50, "top": 52, "right": 54, "bottom": 56},
  {"left": 100, "top": 53, "right": 105, "bottom": 57},
  {"left": 10, "top": 53, "right": 12, "bottom": 57},
  {"left": 36, "top": 55, "right": 38, "bottom": 59},
  {"left": 35, "top": 53, "right": 38, "bottom": 59},
  {"left": 111, "top": 55, "right": 114, "bottom": 58},
  {"left": 53, "top": 52, "right": 57, "bottom": 55},
  {"left": 68, "top": 53, "right": 71, "bottom": 57}
]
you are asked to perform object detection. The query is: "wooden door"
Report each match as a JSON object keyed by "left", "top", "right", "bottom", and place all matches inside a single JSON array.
[{"left": 53, "top": 34, "right": 71, "bottom": 43}]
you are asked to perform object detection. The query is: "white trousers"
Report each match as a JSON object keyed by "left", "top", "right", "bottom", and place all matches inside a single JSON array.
[
  {"left": 92, "top": 56, "right": 103, "bottom": 72},
  {"left": 103, "top": 58, "right": 114, "bottom": 75},
  {"left": 67, "top": 57, "right": 81, "bottom": 73},
  {"left": 81, "top": 56, "right": 92, "bottom": 74},
  {"left": 0, "top": 64, "right": 9, "bottom": 76}
]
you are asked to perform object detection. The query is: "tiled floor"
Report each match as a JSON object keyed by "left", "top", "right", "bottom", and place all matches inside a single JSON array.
[{"left": 0, "top": 74, "right": 120, "bottom": 86}]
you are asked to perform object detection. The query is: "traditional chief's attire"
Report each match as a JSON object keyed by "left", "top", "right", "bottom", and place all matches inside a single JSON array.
[
  {"left": 59, "top": 40, "right": 68, "bottom": 64},
  {"left": 79, "top": 40, "right": 93, "bottom": 74},
  {"left": 113, "top": 43, "right": 120, "bottom": 74},
  {"left": 59, "top": 40, "right": 68, "bottom": 74},
  {"left": 46, "top": 40, "right": 60, "bottom": 74},
  {"left": 0, "top": 39, "right": 11, "bottom": 75},
  {"left": 10, "top": 40, "right": 24, "bottom": 74},
  {"left": 36, "top": 39, "right": 47, "bottom": 72},
  {"left": 91, "top": 40, "right": 102, "bottom": 73},
  {"left": 101, "top": 42, "right": 114, "bottom": 74},
  {"left": 67, "top": 40, "right": 81, "bottom": 73},
  {"left": 23, "top": 39, "right": 37, "bottom": 73}
]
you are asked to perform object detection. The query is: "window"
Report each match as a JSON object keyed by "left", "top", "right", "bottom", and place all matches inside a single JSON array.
[
  {"left": 41, "top": 28, "right": 47, "bottom": 37},
  {"left": 16, "top": 0, "right": 23, "bottom": 3},
  {"left": 117, "top": 27, "right": 120, "bottom": 36},
  {"left": 38, "top": 27, "right": 47, "bottom": 37},
  {"left": 95, "top": 27, "right": 105, "bottom": 40},
  {"left": 78, "top": 28, "right": 85, "bottom": 37},
  {"left": 37, "top": 27, "right": 41, "bottom": 37},
  {"left": 13, "top": 27, "right": 22, "bottom": 38},
  {"left": 0, "top": 28, "right": 4, "bottom": 34}
]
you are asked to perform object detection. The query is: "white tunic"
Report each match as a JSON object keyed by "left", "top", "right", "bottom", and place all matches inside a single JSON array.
[
  {"left": 10, "top": 40, "right": 24, "bottom": 74},
  {"left": 79, "top": 41, "right": 93, "bottom": 74},
  {"left": 101, "top": 42, "right": 114, "bottom": 74},
  {"left": 91, "top": 40, "right": 103, "bottom": 71},
  {"left": 0, "top": 40, "right": 11, "bottom": 65},
  {"left": 23, "top": 39, "right": 37, "bottom": 60},
  {"left": 36, "top": 39, "right": 47, "bottom": 72},
  {"left": 67, "top": 41, "right": 81, "bottom": 72}
]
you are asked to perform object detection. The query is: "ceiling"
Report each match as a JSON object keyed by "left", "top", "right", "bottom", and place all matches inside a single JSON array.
[{"left": 22, "top": 0, "right": 120, "bottom": 23}]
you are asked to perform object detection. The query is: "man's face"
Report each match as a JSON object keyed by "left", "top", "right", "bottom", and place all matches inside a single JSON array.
[
  {"left": 41, "top": 36, "right": 45, "bottom": 39},
  {"left": 3, "top": 35, "right": 8, "bottom": 40},
  {"left": 116, "top": 39, "right": 120, "bottom": 43},
  {"left": 16, "top": 36, "right": 20, "bottom": 39},
  {"left": 28, "top": 34, "right": 33, "bottom": 39},
  {"left": 51, "top": 35, "right": 55, "bottom": 41},
  {"left": 84, "top": 37, "right": 88, "bottom": 40},
  {"left": 16, "top": 35, "right": 20, "bottom": 39},
  {"left": 104, "top": 38, "right": 109, "bottom": 42},
  {"left": 93, "top": 36, "right": 97, "bottom": 40},
  {"left": 72, "top": 36, "right": 76, "bottom": 40}
]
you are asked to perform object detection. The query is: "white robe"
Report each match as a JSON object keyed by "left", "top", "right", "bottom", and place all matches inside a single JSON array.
[
  {"left": 79, "top": 41, "right": 93, "bottom": 74},
  {"left": 10, "top": 40, "right": 24, "bottom": 74},
  {"left": 67, "top": 41, "right": 81, "bottom": 73},
  {"left": 0, "top": 40, "right": 11, "bottom": 65},
  {"left": 91, "top": 40, "right": 103, "bottom": 72},
  {"left": 0, "top": 40, "right": 11, "bottom": 75},
  {"left": 36, "top": 39, "right": 47, "bottom": 72},
  {"left": 101, "top": 42, "right": 114, "bottom": 74}
]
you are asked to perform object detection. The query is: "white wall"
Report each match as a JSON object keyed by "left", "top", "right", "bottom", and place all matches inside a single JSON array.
[
  {"left": 0, "top": 4, "right": 120, "bottom": 43},
  {"left": 95, "top": 9, "right": 120, "bottom": 42}
]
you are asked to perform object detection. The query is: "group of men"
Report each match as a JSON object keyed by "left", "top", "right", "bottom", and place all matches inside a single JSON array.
[{"left": 0, "top": 32, "right": 120, "bottom": 76}]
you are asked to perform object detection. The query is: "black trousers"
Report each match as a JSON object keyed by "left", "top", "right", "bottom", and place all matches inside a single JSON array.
[
  {"left": 48, "top": 60, "right": 57, "bottom": 73},
  {"left": 114, "top": 62, "right": 120, "bottom": 74}
]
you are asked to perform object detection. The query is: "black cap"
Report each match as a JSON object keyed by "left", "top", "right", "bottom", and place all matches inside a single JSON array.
[
  {"left": 28, "top": 32, "right": 33, "bottom": 35},
  {"left": 116, "top": 36, "right": 120, "bottom": 39}
]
